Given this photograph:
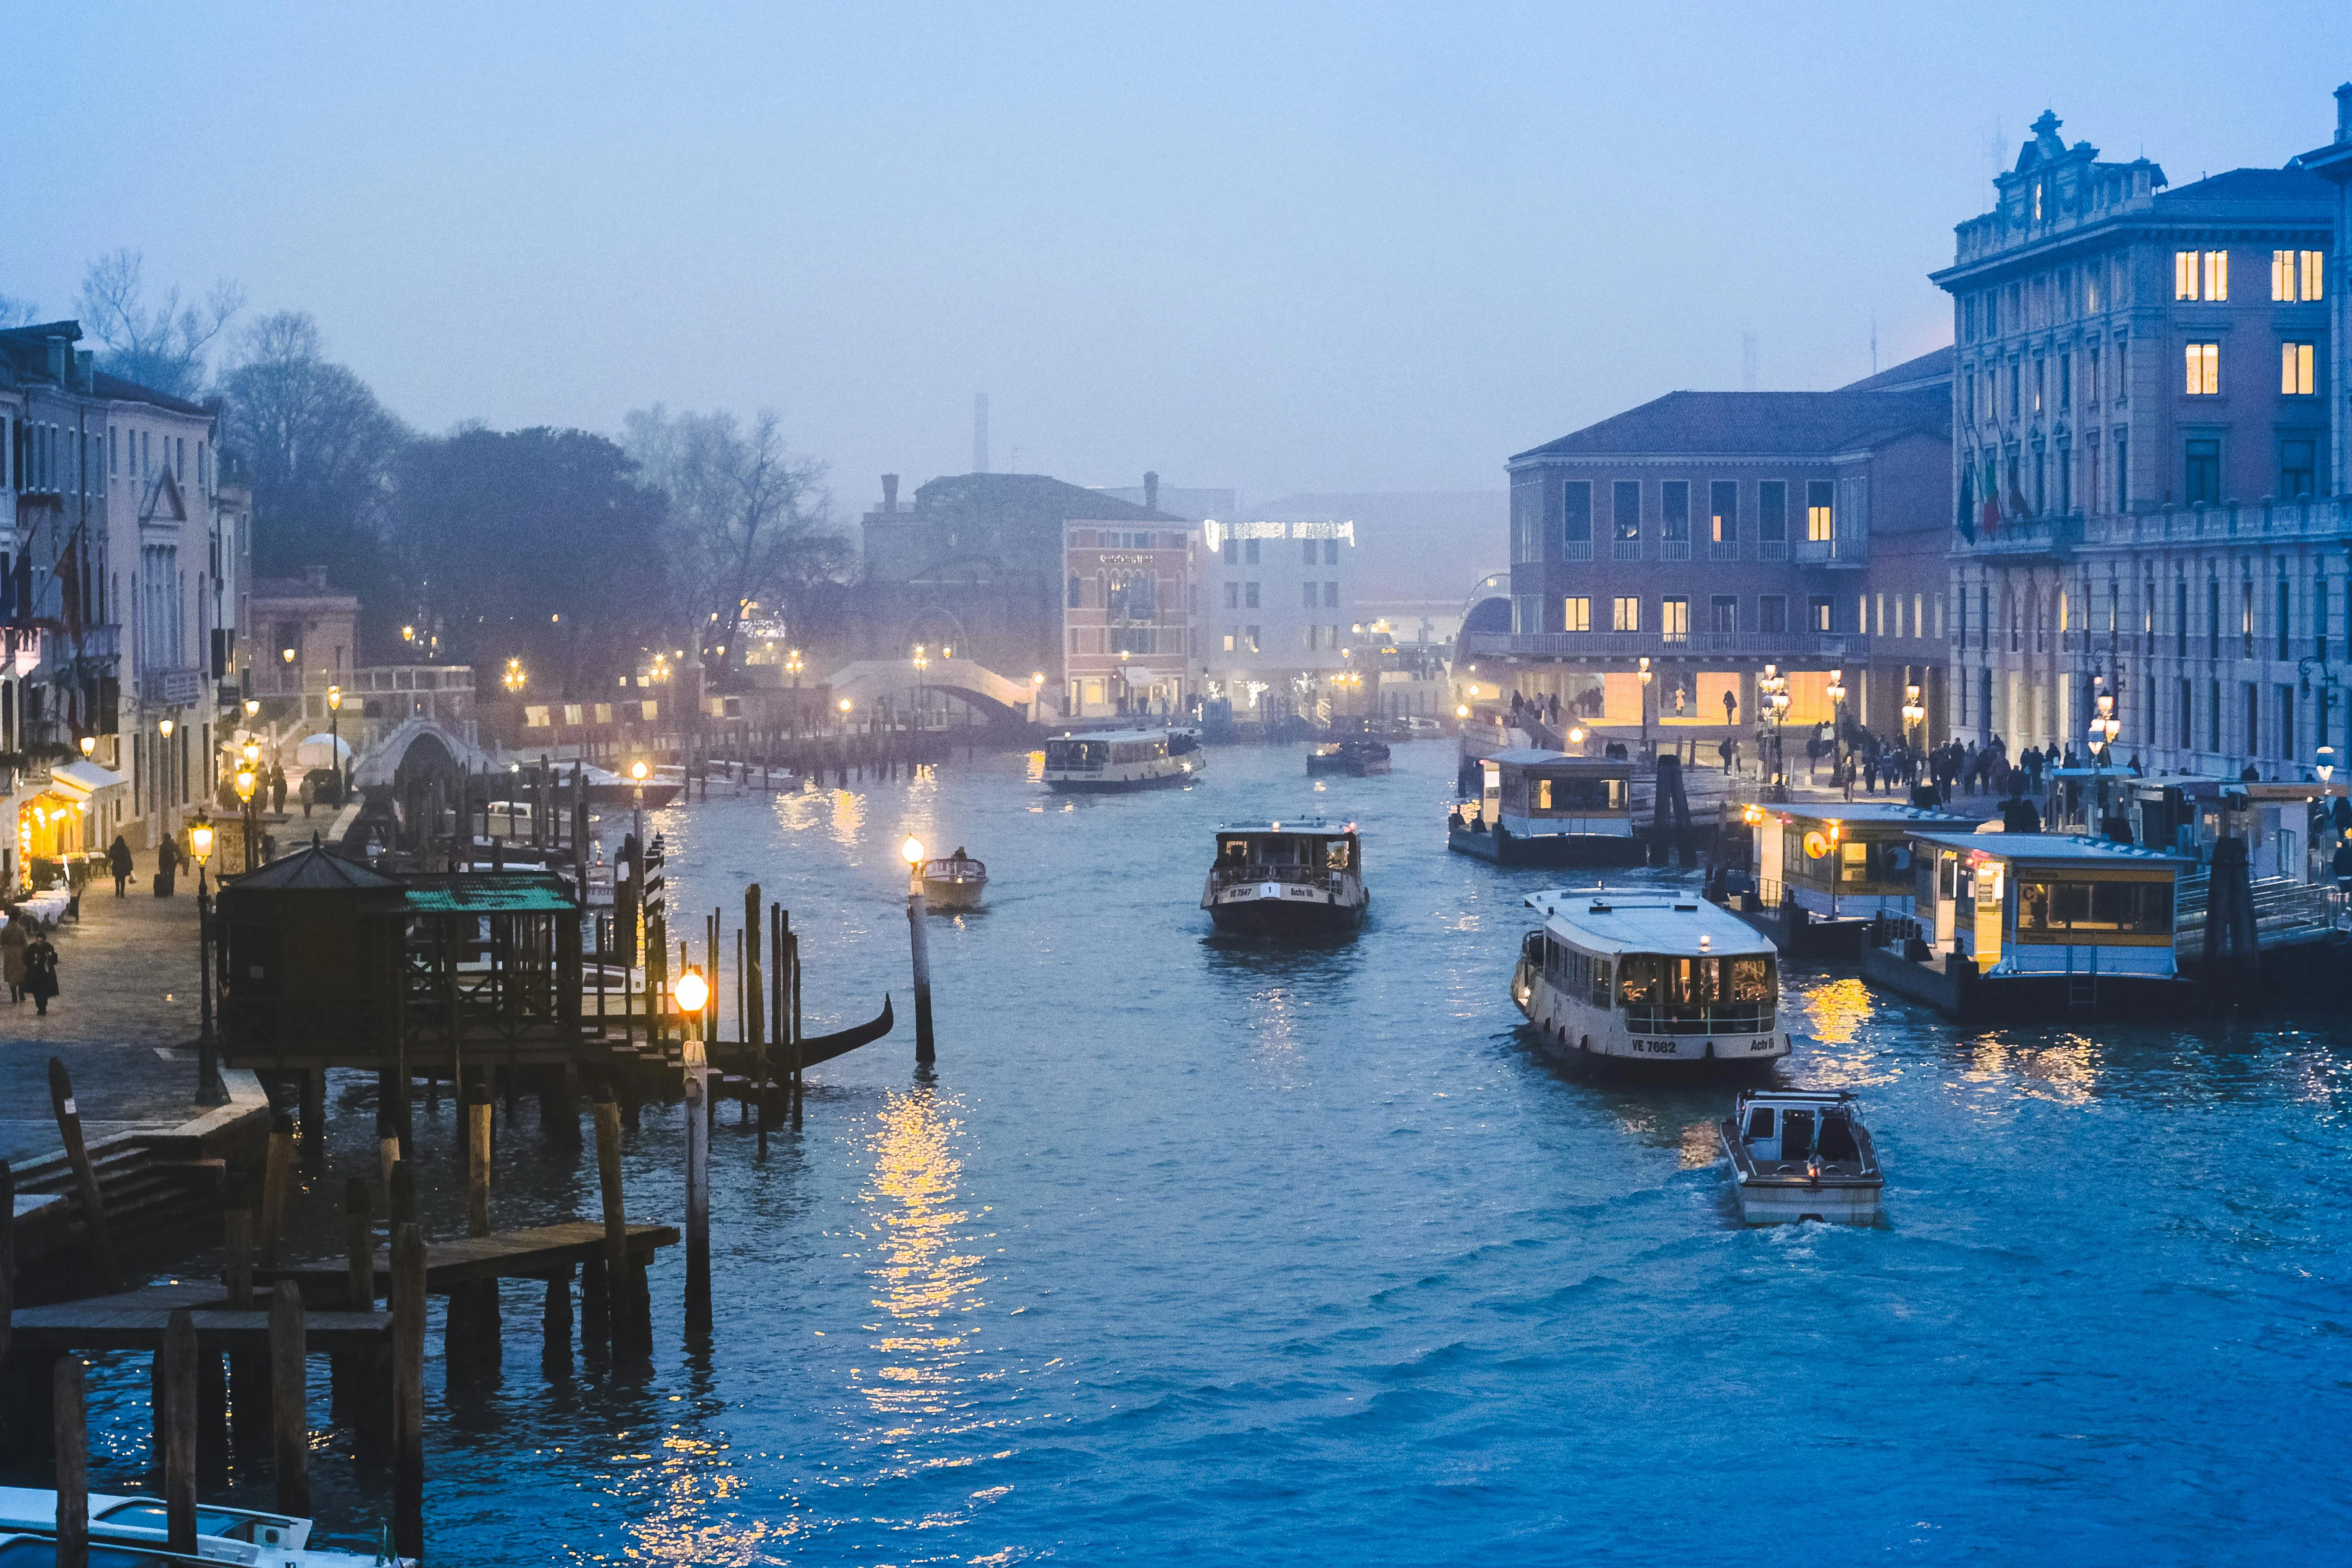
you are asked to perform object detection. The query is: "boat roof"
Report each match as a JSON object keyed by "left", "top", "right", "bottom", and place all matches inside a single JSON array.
[
  {"left": 1774, "top": 802, "right": 1981, "bottom": 828},
  {"left": 1481, "top": 749, "right": 1631, "bottom": 772},
  {"left": 1734, "top": 1088, "right": 1860, "bottom": 1108},
  {"left": 1050, "top": 728, "right": 1174, "bottom": 742},
  {"left": 1217, "top": 819, "right": 1357, "bottom": 835},
  {"left": 1522, "top": 888, "right": 1776, "bottom": 957},
  {"left": 1908, "top": 830, "right": 2191, "bottom": 867},
  {"left": 2124, "top": 771, "right": 2348, "bottom": 799}
]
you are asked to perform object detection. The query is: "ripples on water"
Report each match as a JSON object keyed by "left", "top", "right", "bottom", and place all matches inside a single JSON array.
[{"left": 62, "top": 742, "right": 2352, "bottom": 1563}]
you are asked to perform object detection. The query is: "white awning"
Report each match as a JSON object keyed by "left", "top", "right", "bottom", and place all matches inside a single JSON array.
[
  {"left": 1120, "top": 665, "right": 1155, "bottom": 687},
  {"left": 46, "top": 761, "right": 128, "bottom": 801}
]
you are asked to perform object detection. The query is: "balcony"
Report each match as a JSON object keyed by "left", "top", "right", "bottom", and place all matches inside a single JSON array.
[
  {"left": 1708, "top": 539, "right": 1739, "bottom": 562},
  {"left": 1461, "top": 629, "right": 1870, "bottom": 662},
  {"left": 138, "top": 666, "right": 208, "bottom": 706},
  {"left": 1562, "top": 538, "right": 1594, "bottom": 562},
  {"left": 1793, "top": 533, "right": 1867, "bottom": 566},
  {"left": 1661, "top": 538, "right": 1691, "bottom": 562},
  {"left": 1613, "top": 538, "right": 1643, "bottom": 561}
]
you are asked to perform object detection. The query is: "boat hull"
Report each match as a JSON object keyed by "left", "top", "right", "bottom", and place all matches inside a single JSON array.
[
  {"left": 1516, "top": 963, "right": 1788, "bottom": 1066},
  {"left": 921, "top": 878, "right": 986, "bottom": 911},
  {"left": 1717, "top": 1118, "right": 1882, "bottom": 1224},
  {"left": 1451, "top": 819, "right": 1644, "bottom": 867},
  {"left": 1206, "top": 892, "right": 1365, "bottom": 940},
  {"left": 1046, "top": 763, "right": 1201, "bottom": 792}
]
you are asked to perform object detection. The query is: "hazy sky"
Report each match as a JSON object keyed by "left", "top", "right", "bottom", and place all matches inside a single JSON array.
[{"left": 6, "top": 3, "right": 2345, "bottom": 512}]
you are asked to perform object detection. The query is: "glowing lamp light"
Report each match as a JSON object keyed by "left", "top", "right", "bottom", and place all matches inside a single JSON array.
[
  {"left": 1455, "top": 704, "right": 1471, "bottom": 719},
  {"left": 402, "top": 625, "right": 416, "bottom": 641},
  {"left": 244, "top": 698, "right": 260, "bottom": 718},
  {"left": 838, "top": 698, "right": 853, "bottom": 713},
  {"left": 672, "top": 967, "right": 709, "bottom": 1016},
  {"left": 2318, "top": 746, "right": 2336, "bottom": 784},
  {"left": 1466, "top": 684, "right": 1480, "bottom": 699},
  {"left": 901, "top": 836, "right": 927, "bottom": 867},
  {"left": 281, "top": 647, "right": 297, "bottom": 664},
  {"left": 159, "top": 716, "right": 175, "bottom": 738},
  {"left": 629, "top": 760, "right": 650, "bottom": 783},
  {"left": 78, "top": 735, "right": 95, "bottom": 758},
  {"left": 234, "top": 768, "right": 257, "bottom": 803},
  {"left": 242, "top": 741, "right": 261, "bottom": 768},
  {"left": 1031, "top": 672, "right": 1045, "bottom": 686},
  {"left": 188, "top": 817, "right": 214, "bottom": 866},
  {"left": 328, "top": 685, "right": 343, "bottom": 711}
]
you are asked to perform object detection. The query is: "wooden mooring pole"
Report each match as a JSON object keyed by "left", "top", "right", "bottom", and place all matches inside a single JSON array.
[
  {"left": 270, "top": 1278, "right": 309, "bottom": 1516},
  {"left": 592, "top": 1092, "right": 647, "bottom": 1358},
  {"left": 259, "top": 1110, "right": 297, "bottom": 1268},
  {"left": 54, "top": 1356, "right": 87, "bottom": 1568},
  {"left": 391, "top": 1224, "right": 426, "bottom": 1561},
  {"left": 160, "top": 1309, "right": 198, "bottom": 1555},
  {"left": 47, "top": 1059, "right": 121, "bottom": 1291}
]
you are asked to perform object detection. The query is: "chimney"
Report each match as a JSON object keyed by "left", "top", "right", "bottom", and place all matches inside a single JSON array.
[
  {"left": 1143, "top": 471, "right": 1160, "bottom": 512},
  {"left": 74, "top": 350, "right": 93, "bottom": 390},
  {"left": 2338, "top": 81, "right": 2352, "bottom": 142},
  {"left": 882, "top": 473, "right": 900, "bottom": 512},
  {"left": 45, "top": 335, "right": 67, "bottom": 383}
]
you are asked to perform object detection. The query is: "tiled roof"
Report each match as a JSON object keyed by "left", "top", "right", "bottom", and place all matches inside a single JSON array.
[
  {"left": 219, "top": 843, "right": 403, "bottom": 892},
  {"left": 1835, "top": 346, "right": 1953, "bottom": 394},
  {"left": 91, "top": 369, "right": 211, "bottom": 418},
  {"left": 2153, "top": 166, "right": 2331, "bottom": 212},
  {"left": 1512, "top": 386, "right": 1949, "bottom": 463},
  {"left": 911, "top": 472, "right": 1185, "bottom": 523}
]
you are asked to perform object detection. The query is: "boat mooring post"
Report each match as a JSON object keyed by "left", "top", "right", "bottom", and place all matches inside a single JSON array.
[
  {"left": 54, "top": 1356, "right": 87, "bottom": 1568},
  {"left": 675, "top": 958, "right": 712, "bottom": 1333},
  {"left": 900, "top": 836, "right": 936, "bottom": 1064}
]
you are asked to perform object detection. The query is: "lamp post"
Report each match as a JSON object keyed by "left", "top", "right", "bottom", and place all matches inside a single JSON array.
[
  {"left": 1031, "top": 670, "right": 1045, "bottom": 725},
  {"left": 912, "top": 644, "right": 929, "bottom": 732},
  {"left": 1825, "top": 668, "right": 1847, "bottom": 790},
  {"left": 1637, "top": 657, "right": 1653, "bottom": 760},
  {"left": 327, "top": 685, "right": 343, "bottom": 804},
  {"left": 673, "top": 962, "right": 711, "bottom": 1325},
  {"left": 188, "top": 814, "right": 226, "bottom": 1106},
  {"left": 901, "top": 835, "right": 935, "bottom": 1064},
  {"left": 233, "top": 765, "right": 258, "bottom": 873}
]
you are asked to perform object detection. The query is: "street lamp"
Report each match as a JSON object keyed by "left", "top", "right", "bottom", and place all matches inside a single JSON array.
[
  {"left": 901, "top": 835, "right": 935, "bottom": 1063},
  {"left": 1825, "top": 668, "right": 1847, "bottom": 788},
  {"left": 159, "top": 715, "right": 175, "bottom": 739},
  {"left": 673, "top": 964, "right": 709, "bottom": 1036},
  {"left": 785, "top": 648, "right": 804, "bottom": 687},
  {"left": 78, "top": 734, "right": 95, "bottom": 760},
  {"left": 188, "top": 814, "right": 225, "bottom": 1106},
  {"left": 233, "top": 765, "right": 258, "bottom": 873},
  {"left": 1637, "top": 657, "right": 1654, "bottom": 760},
  {"left": 243, "top": 697, "right": 259, "bottom": 720},
  {"left": 327, "top": 685, "right": 343, "bottom": 804},
  {"left": 2318, "top": 746, "right": 2337, "bottom": 785}
]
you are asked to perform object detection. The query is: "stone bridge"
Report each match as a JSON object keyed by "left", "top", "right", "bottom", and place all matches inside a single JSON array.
[{"left": 823, "top": 657, "right": 1036, "bottom": 721}]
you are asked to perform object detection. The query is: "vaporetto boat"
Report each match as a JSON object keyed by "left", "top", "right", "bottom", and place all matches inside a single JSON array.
[
  {"left": 1042, "top": 729, "right": 1207, "bottom": 791},
  {"left": 1200, "top": 819, "right": 1368, "bottom": 939},
  {"left": 1512, "top": 888, "right": 1788, "bottom": 1065}
]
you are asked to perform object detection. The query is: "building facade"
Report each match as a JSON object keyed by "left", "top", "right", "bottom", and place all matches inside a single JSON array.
[
  {"left": 1933, "top": 108, "right": 2342, "bottom": 776},
  {"left": 1199, "top": 517, "right": 1361, "bottom": 725},
  {"left": 1061, "top": 521, "right": 1197, "bottom": 718},
  {"left": 1477, "top": 355, "right": 1953, "bottom": 751}
]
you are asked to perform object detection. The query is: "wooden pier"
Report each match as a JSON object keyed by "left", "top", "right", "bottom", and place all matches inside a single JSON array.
[{"left": 253, "top": 1218, "right": 675, "bottom": 1304}]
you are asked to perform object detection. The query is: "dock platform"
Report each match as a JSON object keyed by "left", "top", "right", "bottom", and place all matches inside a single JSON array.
[
  {"left": 255, "top": 1219, "right": 677, "bottom": 1303},
  {"left": 7, "top": 1281, "right": 390, "bottom": 1353}
]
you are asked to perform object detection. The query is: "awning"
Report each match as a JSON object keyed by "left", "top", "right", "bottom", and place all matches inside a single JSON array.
[
  {"left": 45, "top": 761, "right": 128, "bottom": 801},
  {"left": 1120, "top": 666, "right": 1155, "bottom": 687}
]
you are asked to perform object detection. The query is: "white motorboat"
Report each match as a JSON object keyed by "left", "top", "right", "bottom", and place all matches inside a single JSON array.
[
  {"left": 1042, "top": 729, "right": 1206, "bottom": 791},
  {"left": 1512, "top": 888, "right": 1788, "bottom": 1065},
  {"left": 0, "top": 1484, "right": 403, "bottom": 1565},
  {"left": 1200, "top": 820, "right": 1368, "bottom": 939},
  {"left": 1717, "top": 1089, "right": 1884, "bottom": 1225},
  {"left": 920, "top": 850, "right": 988, "bottom": 911}
]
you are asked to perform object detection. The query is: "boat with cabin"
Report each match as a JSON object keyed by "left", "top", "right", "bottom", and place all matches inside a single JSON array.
[
  {"left": 920, "top": 848, "right": 988, "bottom": 911},
  {"left": 1718, "top": 1089, "right": 1883, "bottom": 1225},
  {"left": 1512, "top": 888, "right": 1787, "bottom": 1064},
  {"left": 0, "top": 1484, "right": 402, "bottom": 1565},
  {"left": 1308, "top": 737, "right": 1392, "bottom": 776},
  {"left": 1043, "top": 729, "right": 1206, "bottom": 791},
  {"left": 1451, "top": 751, "right": 1642, "bottom": 866},
  {"left": 1201, "top": 820, "right": 1368, "bottom": 939}
]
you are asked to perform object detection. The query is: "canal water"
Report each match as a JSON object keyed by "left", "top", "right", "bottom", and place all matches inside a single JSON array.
[{"left": 72, "top": 740, "right": 2352, "bottom": 1562}]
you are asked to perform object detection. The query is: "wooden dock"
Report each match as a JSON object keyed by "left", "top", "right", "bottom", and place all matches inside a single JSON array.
[
  {"left": 254, "top": 1219, "right": 676, "bottom": 1303},
  {"left": 7, "top": 1281, "right": 390, "bottom": 1352}
]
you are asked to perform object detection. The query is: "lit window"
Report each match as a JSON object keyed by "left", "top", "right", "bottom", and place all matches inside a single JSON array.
[
  {"left": 2177, "top": 250, "right": 2227, "bottom": 301},
  {"left": 2176, "top": 251, "right": 2198, "bottom": 300},
  {"left": 1709, "top": 480, "right": 1736, "bottom": 541},
  {"left": 1611, "top": 596, "right": 1639, "bottom": 633},
  {"left": 1661, "top": 598, "right": 1689, "bottom": 639},
  {"left": 1563, "top": 596, "right": 1591, "bottom": 632},
  {"left": 2302, "top": 249, "right": 2324, "bottom": 301},
  {"left": 1806, "top": 480, "right": 1834, "bottom": 541},
  {"left": 2205, "top": 250, "right": 2228, "bottom": 301},
  {"left": 2282, "top": 342, "right": 2315, "bottom": 396},
  {"left": 2274, "top": 250, "right": 2297, "bottom": 301},
  {"left": 2184, "top": 342, "right": 2219, "bottom": 395}
]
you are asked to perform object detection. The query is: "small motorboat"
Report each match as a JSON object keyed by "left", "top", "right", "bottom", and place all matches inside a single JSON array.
[
  {"left": 1307, "top": 737, "right": 1392, "bottom": 777},
  {"left": 1718, "top": 1089, "right": 1883, "bottom": 1225},
  {"left": 0, "top": 1484, "right": 403, "bottom": 1565},
  {"left": 920, "top": 849, "right": 988, "bottom": 911}
]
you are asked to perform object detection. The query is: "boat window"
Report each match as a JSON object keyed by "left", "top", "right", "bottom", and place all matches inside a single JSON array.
[
  {"left": 1727, "top": 956, "right": 1774, "bottom": 1003},
  {"left": 1323, "top": 838, "right": 1353, "bottom": 871},
  {"left": 1217, "top": 837, "right": 1251, "bottom": 866},
  {"left": 1818, "top": 1111, "right": 1860, "bottom": 1163},
  {"left": 1743, "top": 1107, "right": 1773, "bottom": 1140},
  {"left": 97, "top": 1500, "right": 258, "bottom": 1540},
  {"left": 1779, "top": 1108, "right": 1815, "bottom": 1160},
  {"left": 1616, "top": 954, "right": 1661, "bottom": 1007},
  {"left": 1530, "top": 776, "right": 1626, "bottom": 814}
]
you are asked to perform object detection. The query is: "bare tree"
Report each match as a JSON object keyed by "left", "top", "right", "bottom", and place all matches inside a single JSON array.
[
  {"left": 623, "top": 406, "right": 844, "bottom": 673},
  {"left": 76, "top": 249, "right": 244, "bottom": 399},
  {"left": 0, "top": 294, "right": 37, "bottom": 329}
]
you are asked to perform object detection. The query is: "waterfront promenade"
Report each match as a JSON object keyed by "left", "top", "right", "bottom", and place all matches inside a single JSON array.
[{"left": 0, "top": 887, "right": 208, "bottom": 1165}]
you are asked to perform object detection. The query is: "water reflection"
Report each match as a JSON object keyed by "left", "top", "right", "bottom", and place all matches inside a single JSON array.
[
  {"left": 624, "top": 1431, "right": 785, "bottom": 1567},
  {"left": 857, "top": 1084, "right": 989, "bottom": 1462},
  {"left": 1954, "top": 1031, "right": 2106, "bottom": 1105}
]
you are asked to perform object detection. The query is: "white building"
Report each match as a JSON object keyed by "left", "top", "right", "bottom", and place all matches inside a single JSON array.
[{"left": 1200, "top": 517, "right": 1359, "bottom": 724}]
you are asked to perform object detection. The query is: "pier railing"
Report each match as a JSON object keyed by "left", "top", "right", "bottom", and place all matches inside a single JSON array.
[{"left": 2173, "top": 873, "right": 2345, "bottom": 961}]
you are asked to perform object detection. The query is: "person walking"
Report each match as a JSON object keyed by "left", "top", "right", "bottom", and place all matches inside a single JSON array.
[
  {"left": 107, "top": 834, "right": 133, "bottom": 897},
  {"left": 268, "top": 762, "right": 288, "bottom": 815},
  {"left": 23, "top": 927, "right": 59, "bottom": 1016},
  {"left": 299, "top": 772, "right": 316, "bottom": 818},
  {"left": 0, "top": 916, "right": 28, "bottom": 1003},
  {"left": 154, "top": 835, "right": 181, "bottom": 898}
]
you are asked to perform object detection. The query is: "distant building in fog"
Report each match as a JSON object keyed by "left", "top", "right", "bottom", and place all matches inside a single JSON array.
[
  {"left": 850, "top": 470, "right": 1188, "bottom": 699},
  {"left": 1199, "top": 516, "right": 1358, "bottom": 723},
  {"left": 1062, "top": 520, "right": 1197, "bottom": 718}
]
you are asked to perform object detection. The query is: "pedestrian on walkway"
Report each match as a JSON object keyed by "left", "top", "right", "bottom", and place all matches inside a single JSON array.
[
  {"left": 300, "top": 773, "right": 316, "bottom": 818},
  {"left": 107, "top": 835, "right": 133, "bottom": 897},
  {"left": 23, "top": 928, "right": 58, "bottom": 1016},
  {"left": 269, "top": 762, "right": 288, "bottom": 815},
  {"left": 1, "top": 917, "right": 27, "bottom": 1002},
  {"left": 154, "top": 835, "right": 181, "bottom": 898}
]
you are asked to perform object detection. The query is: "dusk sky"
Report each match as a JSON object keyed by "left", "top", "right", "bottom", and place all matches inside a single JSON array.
[{"left": 6, "top": 3, "right": 2345, "bottom": 509}]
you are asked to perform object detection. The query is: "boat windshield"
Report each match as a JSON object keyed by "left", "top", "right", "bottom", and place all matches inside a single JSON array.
[
  {"left": 1215, "top": 835, "right": 1353, "bottom": 872},
  {"left": 1530, "top": 776, "right": 1626, "bottom": 814},
  {"left": 1045, "top": 739, "right": 1104, "bottom": 769},
  {"left": 1615, "top": 952, "right": 1775, "bottom": 1033}
]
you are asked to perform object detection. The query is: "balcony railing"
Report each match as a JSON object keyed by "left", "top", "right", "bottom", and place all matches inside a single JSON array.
[
  {"left": 1462, "top": 629, "right": 1871, "bottom": 661},
  {"left": 1613, "top": 538, "right": 1643, "bottom": 561},
  {"left": 1759, "top": 540, "right": 1788, "bottom": 561},
  {"left": 1709, "top": 539, "right": 1740, "bottom": 561},
  {"left": 1959, "top": 498, "right": 2352, "bottom": 558},
  {"left": 1662, "top": 538, "right": 1691, "bottom": 561},
  {"left": 1563, "top": 538, "right": 1594, "bottom": 562},
  {"left": 1794, "top": 534, "right": 1867, "bottom": 565}
]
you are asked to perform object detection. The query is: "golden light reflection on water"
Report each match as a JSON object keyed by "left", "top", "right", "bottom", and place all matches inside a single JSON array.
[
  {"left": 827, "top": 788, "right": 866, "bottom": 848},
  {"left": 1799, "top": 977, "right": 1876, "bottom": 1045},
  {"left": 1024, "top": 749, "right": 1045, "bottom": 782},
  {"left": 1955, "top": 1031, "right": 2105, "bottom": 1105},
  {"left": 857, "top": 1086, "right": 993, "bottom": 1464},
  {"left": 622, "top": 1432, "right": 789, "bottom": 1567}
]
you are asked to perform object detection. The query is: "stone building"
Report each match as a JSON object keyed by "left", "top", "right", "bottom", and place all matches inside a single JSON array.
[
  {"left": 1478, "top": 352, "right": 1952, "bottom": 751},
  {"left": 850, "top": 470, "right": 1188, "bottom": 694},
  {"left": 1932, "top": 108, "right": 2340, "bottom": 774},
  {"left": 1198, "top": 516, "right": 1361, "bottom": 726},
  {"left": 1061, "top": 520, "right": 1198, "bottom": 719}
]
